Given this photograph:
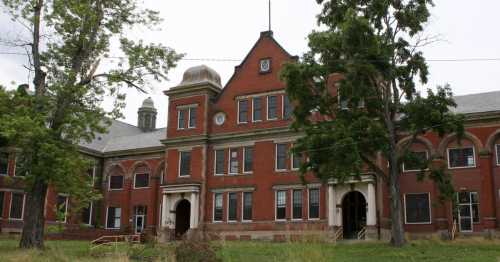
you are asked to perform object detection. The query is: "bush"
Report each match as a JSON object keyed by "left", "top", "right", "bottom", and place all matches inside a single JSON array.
[{"left": 175, "top": 239, "right": 220, "bottom": 262}]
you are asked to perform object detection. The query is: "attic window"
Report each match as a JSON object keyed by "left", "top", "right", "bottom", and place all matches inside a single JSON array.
[{"left": 260, "top": 58, "right": 271, "bottom": 73}]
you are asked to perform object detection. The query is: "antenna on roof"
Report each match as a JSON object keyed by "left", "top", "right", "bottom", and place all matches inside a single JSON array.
[{"left": 268, "top": 0, "right": 271, "bottom": 31}]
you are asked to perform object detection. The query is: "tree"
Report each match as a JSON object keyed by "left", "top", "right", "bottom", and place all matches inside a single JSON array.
[
  {"left": 281, "top": 0, "right": 464, "bottom": 247},
  {"left": 0, "top": 0, "right": 182, "bottom": 249}
]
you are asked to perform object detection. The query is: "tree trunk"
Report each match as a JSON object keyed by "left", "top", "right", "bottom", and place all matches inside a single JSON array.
[
  {"left": 388, "top": 148, "right": 406, "bottom": 247},
  {"left": 19, "top": 178, "right": 48, "bottom": 249}
]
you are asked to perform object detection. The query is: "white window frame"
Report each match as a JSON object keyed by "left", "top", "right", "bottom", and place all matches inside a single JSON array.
[
  {"left": 241, "top": 191, "right": 253, "bottom": 222},
  {"left": 178, "top": 150, "right": 191, "bottom": 177},
  {"left": 291, "top": 149, "right": 300, "bottom": 171},
  {"left": 308, "top": 188, "right": 321, "bottom": 220},
  {"left": 214, "top": 149, "right": 225, "bottom": 176},
  {"left": 0, "top": 152, "right": 9, "bottom": 176},
  {"left": 108, "top": 175, "right": 124, "bottom": 191},
  {"left": 56, "top": 194, "right": 69, "bottom": 223},
  {"left": 252, "top": 97, "right": 262, "bottom": 122},
  {"left": 275, "top": 190, "right": 287, "bottom": 221},
  {"left": 402, "top": 151, "right": 429, "bottom": 173},
  {"left": 177, "top": 110, "right": 186, "bottom": 130},
  {"left": 292, "top": 189, "right": 303, "bottom": 221},
  {"left": 275, "top": 144, "right": 287, "bottom": 172},
  {"left": 227, "top": 192, "right": 238, "bottom": 223},
  {"left": 213, "top": 193, "right": 223, "bottom": 223},
  {"left": 267, "top": 95, "right": 278, "bottom": 120},
  {"left": 496, "top": 144, "right": 500, "bottom": 166},
  {"left": 8, "top": 192, "right": 25, "bottom": 221},
  {"left": 133, "top": 173, "right": 150, "bottom": 189},
  {"left": 84, "top": 201, "right": 94, "bottom": 226},
  {"left": 188, "top": 107, "right": 196, "bottom": 129},
  {"left": 237, "top": 100, "right": 248, "bottom": 124},
  {"left": 447, "top": 146, "right": 476, "bottom": 169},
  {"left": 105, "top": 206, "right": 121, "bottom": 229},
  {"left": 228, "top": 148, "right": 239, "bottom": 175},
  {"left": 243, "top": 147, "right": 253, "bottom": 174},
  {"left": 403, "top": 192, "right": 432, "bottom": 225},
  {"left": 282, "top": 95, "right": 293, "bottom": 120}
]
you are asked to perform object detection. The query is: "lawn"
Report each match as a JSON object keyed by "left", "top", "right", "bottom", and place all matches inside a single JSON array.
[{"left": 0, "top": 237, "right": 499, "bottom": 261}]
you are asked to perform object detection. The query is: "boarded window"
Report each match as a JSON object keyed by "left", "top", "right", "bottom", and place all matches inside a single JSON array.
[
  {"left": 404, "top": 193, "right": 430, "bottom": 224},
  {"left": 228, "top": 192, "right": 237, "bottom": 221},
  {"left": 309, "top": 189, "right": 320, "bottom": 219},
  {"left": 238, "top": 100, "right": 248, "bottom": 123},
  {"left": 276, "top": 190, "right": 286, "bottom": 220},
  {"left": 276, "top": 144, "right": 287, "bottom": 170},
  {"left": 243, "top": 147, "right": 253, "bottom": 173},
  {"left": 243, "top": 192, "right": 252, "bottom": 221},
  {"left": 134, "top": 173, "right": 149, "bottom": 188},
  {"left": 179, "top": 151, "right": 191, "bottom": 176},
  {"left": 267, "top": 95, "right": 278, "bottom": 119},
  {"left": 109, "top": 175, "right": 124, "bottom": 189},
  {"left": 214, "top": 193, "right": 223, "bottom": 222},
  {"left": 107, "top": 207, "right": 121, "bottom": 229},
  {"left": 253, "top": 97, "right": 262, "bottom": 121},
  {"left": 292, "top": 190, "right": 302, "bottom": 219},
  {"left": 215, "top": 149, "right": 225, "bottom": 175},
  {"left": 10, "top": 193, "right": 24, "bottom": 219},
  {"left": 448, "top": 147, "right": 475, "bottom": 168}
]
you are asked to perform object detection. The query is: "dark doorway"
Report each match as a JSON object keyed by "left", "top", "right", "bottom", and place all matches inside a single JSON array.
[
  {"left": 175, "top": 199, "right": 191, "bottom": 239},
  {"left": 342, "top": 191, "right": 367, "bottom": 239}
]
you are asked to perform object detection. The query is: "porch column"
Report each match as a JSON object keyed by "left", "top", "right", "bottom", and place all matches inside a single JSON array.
[
  {"left": 161, "top": 194, "right": 168, "bottom": 228},
  {"left": 190, "top": 192, "right": 199, "bottom": 229},
  {"left": 367, "top": 182, "right": 377, "bottom": 226},
  {"left": 328, "top": 185, "right": 336, "bottom": 226}
]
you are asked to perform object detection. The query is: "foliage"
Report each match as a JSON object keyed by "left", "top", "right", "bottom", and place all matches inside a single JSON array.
[
  {"left": 281, "top": 0, "right": 464, "bottom": 246},
  {"left": 0, "top": 0, "right": 182, "bottom": 248},
  {"left": 175, "top": 239, "right": 221, "bottom": 262}
]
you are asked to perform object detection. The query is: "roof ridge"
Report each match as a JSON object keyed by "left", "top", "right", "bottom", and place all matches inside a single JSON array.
[{"left": 454, "top": 90, "right": 500, "bottom": 97}]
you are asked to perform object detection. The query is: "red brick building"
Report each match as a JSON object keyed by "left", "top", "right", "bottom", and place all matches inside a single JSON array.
[{"left": 0, "top": 31, "right": 499, "bottom": 241}]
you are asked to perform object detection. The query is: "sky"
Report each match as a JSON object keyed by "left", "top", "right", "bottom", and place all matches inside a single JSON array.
[{"left": 0, "top": 0, "right": 499, "bottom": 128}]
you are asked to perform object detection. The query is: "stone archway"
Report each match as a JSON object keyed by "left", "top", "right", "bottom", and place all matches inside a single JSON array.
[
  {"left": 175, "top": 199, "right": 191, "bottom": 239},
  {"left": 342, "top": 191, "right": 367, "bottom": 239}
]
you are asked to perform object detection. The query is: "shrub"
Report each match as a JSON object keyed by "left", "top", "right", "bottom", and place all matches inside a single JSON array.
[{"left": 175, "top": 239, "right": 220, "bottom": 262}]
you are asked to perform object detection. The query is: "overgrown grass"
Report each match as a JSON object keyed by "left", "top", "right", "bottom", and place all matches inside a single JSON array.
[{"left": 0, "top": 236, "right": 498, "bottom": 261}]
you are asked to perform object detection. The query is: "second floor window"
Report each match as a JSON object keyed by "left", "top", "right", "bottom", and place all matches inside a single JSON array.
[
  {"left": 215, "top": 149, "right": 225, "bottom": 175},
  {"left": 178, "top": 110, "right": 186, "bottom": 129},
  {"left": 109, "top": 175, "right": 124, "bottom": 190},
  {"left": 178, "top": 107, "right": 197, "bottom": 129},
  {"left": 243, "top": 147, "right": 253, "bottom": 173},
  {"left": 179, "top": 151, "right": 191, "bottom": 176},
  {"left": 229, "top": 148, "right": 239, "bottom": 174},
  {"left": 276, "top": 144, "right": 287, "bottom": 170},
  {"left": 276, "top": 190, "right": 287, "bottom": 220},
  {"left": 448, "top": 147, "right": 475, "bottom": 168},
  {"left": 238, "top": 100, "right": 248, "bottom": 123},
  {"left": 0, "top": 152, "right": 8, "bottom": 175},
  {"left": 403, "top": 151, "right": 428, "bottom": 172},
  {"left": 188, "top": 107, "right": 197, "bottom": 128},
  {"left": 267, "top": 95, "right": 278, "bottom": 120},
  {"left": 134, "top": 173, "right": 149, "bottom": 188},
  {"left": 283, "top": 95, "right": 293, "bottom": 120},
  {"left": 213, "top": 193, "right": 223, "bottom": 222},
  {"left": 253, "top": 97, "right": 262, "bottom": 121}
]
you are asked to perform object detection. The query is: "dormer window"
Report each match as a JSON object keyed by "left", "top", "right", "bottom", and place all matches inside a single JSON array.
[{"left": 260, "top": 58, "right": 271, "bottom": 73}]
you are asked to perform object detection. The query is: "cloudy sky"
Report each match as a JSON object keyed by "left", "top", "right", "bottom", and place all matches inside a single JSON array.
[{"left": 0, "top": 0, "right": 499, "bottom": 127}]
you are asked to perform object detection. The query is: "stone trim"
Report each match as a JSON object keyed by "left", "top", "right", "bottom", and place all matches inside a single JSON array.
[
  {"left": 235, "top": 89, "right": 285, "bottom": 100},
  {"left": 176, "top": 104, "right": 199, "bottom": 110},
  {"left": 210, "top": 187, "right": 256, "bottom": 193},
  {"left": 327, "top": 174, "right": 376, "bottom": 185}
]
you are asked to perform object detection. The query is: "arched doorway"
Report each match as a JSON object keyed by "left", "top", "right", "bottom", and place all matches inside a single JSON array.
[
  {"left": 175, "top": 199, "right": 191, "bottom": 239},
  {"left": 342, "top": 191, "right": 367, "bottom": 239}
]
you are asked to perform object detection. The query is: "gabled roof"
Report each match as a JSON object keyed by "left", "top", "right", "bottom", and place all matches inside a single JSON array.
[{"left": 452, "top": 90, "right": 500, "bottom": 114}]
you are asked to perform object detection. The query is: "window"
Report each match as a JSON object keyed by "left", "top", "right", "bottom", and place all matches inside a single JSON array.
[
  {"left": 188, "top": 107, "right": 197, "bottom": 128},
  {"left": 291, "top": 151, "right": 302, "bottom": 170},
  {"left": 309, "top": 188, "right": 320, "bottom": 219},
  {"left": 404, "top": 193, "right": 431, "bottom": 224},
  {"left": 0, "top": 191, "right": 4, "bottom": 218},
  {"left": 403, "top": 151, "right": 428, "bottom": 172},
  {"left": 276, "top": 144, "right": 287, "bottom": 171},
  {"left": 215, "top": 149, "right": 225, "bottom": 175},
  {"left": 243, "top": 147, "right": 253, "bottom": 173},
  {"left": 252, "top": 97, "right": 262, "bottom": 122},
  {"left": 228, "top": 192, "right": 237, "bottom": 221},
  {"left": 229, "top": 148, "right": 239, "bottom": 175},
  {"left": 14, "top": 153, "right": 28, "bottom": 177},
  {"left": 134, "top": 173, "right": 149, "bottom": 188},
  {"left": 0, "top": 152, "right": 8, "bottom": 175},
  {"left": 9, "top": 192, "right": 24, "bottom": 220},
  {"left": 242, "top": 192, "right": 252, "bottom": 221},
  {"left": 283, "top": 95, "right": 293, "bottom": 120},
  {"left": 109, "top": 175, "right": 124, "bottom": 190},
  {"left": 448, "top": 147, "right": 475, "bottom": 168},
  {"left": 496, "top": 144, "right": 500, "bottom": 166},
  {"left": 56, "top": 195, "right": 68, "bottom": 223},
  {"left": 276, "top": 190, "right": 287, "bottom": 220},
  {"left": 456, "top": 191, "right": 480, "bottom": 232},
  {"left": 82, "top": 202, "right": 93, "bottom": 225},
  {"left": 179, "top": 151, "right": 191, "bottom": 176},
  {"left": 107, "top": 207, "right": 121, "bottom": 229},
  {"left": 238, "top": 100, "right": 248, "bottom": 123},
  {"left": 292, "top": 190, "right": 303, "bottom": 219},
  {"left": 267, "top": 95, "right": 278, "bottom": 120},
  {"left": 87, "top": 166, "right": 95, "bottom": 185},
  {"left": 178, "top": 110, "right": 186, "bottom": 129},
  {"left": 213, "top": 193, "right": 223, "bottom": 222}
]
